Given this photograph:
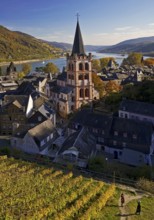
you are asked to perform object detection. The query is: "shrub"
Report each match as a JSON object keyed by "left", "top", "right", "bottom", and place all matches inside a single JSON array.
[{"left": 136, "top": 178, "right": 154, "bottom": 194}]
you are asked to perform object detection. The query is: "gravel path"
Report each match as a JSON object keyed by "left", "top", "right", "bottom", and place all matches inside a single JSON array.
[{"left": 118, "top": 193, "right": 144, "bottom": 220}]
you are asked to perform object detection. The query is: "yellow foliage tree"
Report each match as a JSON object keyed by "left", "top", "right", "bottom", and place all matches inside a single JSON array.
[
  {"left": 92, "top": 73, "right": 105, "bottom": 97},
  {"left": 100, "top": 57, "right": 116, "bottom": 68},
  {"left": 143, "top": 58, "right": 154, "bottom": 66},
  {"left": 91, "top": 59, "right": 101, "bottom": 72},
  {"left": 18, "top": 71, "right": 26, "bottom": 79},
  {"left": 105, "top": 80, "right": 122, "bottom": 94},
  {"left": 22, "top": 63, "right": 31, "bottom": 75}
]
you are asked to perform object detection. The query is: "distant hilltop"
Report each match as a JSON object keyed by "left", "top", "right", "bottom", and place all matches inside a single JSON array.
[
  {"left": 98, "top": 36, "right": 154, "bottom": 56},
  {"left": 1, "top": 24, "right": 154, "bottom": 63}
]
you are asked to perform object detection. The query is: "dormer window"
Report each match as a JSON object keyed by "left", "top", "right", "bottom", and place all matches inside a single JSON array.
[
  {"left": 122, "top": 142, "right": 126, "bottom": 147},
  {"left": 133, "top": 134, "right": 137, "bottom": 139},
  {"left": 114, "top": 131, "right": 118, "bottom": 136},
  {"left": 113, "top": 140, "right": 117, "bottom": 146},
  {"left": 123, "top": 132, "right": 127, "bottom": 138},
  {"left": 38, "top": 116, "right": 42, "bottom": 122},
  {"left": 93, "top": 128, "right": 98, "bottom": 133}
]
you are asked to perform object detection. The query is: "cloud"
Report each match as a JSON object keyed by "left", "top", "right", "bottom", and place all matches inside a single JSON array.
[
  {"left": 94, "top": 33, "right": 108, "bottom": 36},
  {"left": 148, "top": 23, "right": 154, "bottom": 26},
  {"left": 115, "top": 26, "right": 132, "bottom": 31}
]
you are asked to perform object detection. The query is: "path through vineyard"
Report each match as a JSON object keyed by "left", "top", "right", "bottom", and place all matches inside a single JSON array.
[{"left": 118, "top": 193, "right": 144, "bottom": 220}]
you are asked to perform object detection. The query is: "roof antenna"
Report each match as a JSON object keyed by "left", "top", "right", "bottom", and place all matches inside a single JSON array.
[{"left": 76, "top": 12, "right": 80, "bottom": 22}]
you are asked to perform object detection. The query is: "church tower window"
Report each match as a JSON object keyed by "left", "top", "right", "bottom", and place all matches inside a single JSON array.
[
  {"left": 79, "top": 89, "right": 84, "bottom": 97},
  {"left": 79, "top": 63, "right": 83, "bottom": 71},
  {"left": 85, "top": 63, "right": 89, "bottom": 70},
  {"left": 85, "top": 74, "right": 89, "bottom": 79},
  {"left": 85, "top": 88, "right": 89, "bottom": 97},
  {"left": 79, "top": 74, "right": 83, "bottom": 80}
]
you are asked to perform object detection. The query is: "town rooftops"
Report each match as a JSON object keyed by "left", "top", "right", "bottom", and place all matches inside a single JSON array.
[
  {"left": 3, "top": 95, "right": 29, "bottom": 107},
  {"left": 110, "top": 117, "right": 153, "bottom": 154},
  {"left": 28, "top": 119, "right": 54, "bottom": 146},
  {"left": 57, "top": 72, "right": 67, "bottom": 81},
  {"left": 119, "top": 99, "right": 154, "bottom": 117},
  {"left": 52, "top": 85, "right": 73, "bottom": 94}
]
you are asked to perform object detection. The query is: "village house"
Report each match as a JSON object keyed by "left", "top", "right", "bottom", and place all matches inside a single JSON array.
[
  {"left": 119, "top": 99, "right": 154, "bottom": 125},
  {"left": 0, "top": 95, "right": 32, "bottom": 135},
  {"left": 67, "top": 109, "right": 154, "bottom": 167},
  {"left": 11, "top": 119, "right": 59, "bottom": 155}
]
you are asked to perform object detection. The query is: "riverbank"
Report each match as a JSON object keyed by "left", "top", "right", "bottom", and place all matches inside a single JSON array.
[
  {"left": 0, "top": 59, "right": 42, "bottom": 67},
  {"left": 0, "top": 56, "right": 61, "bottom": 67}
]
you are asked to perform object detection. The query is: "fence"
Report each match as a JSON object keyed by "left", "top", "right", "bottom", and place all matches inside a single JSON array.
[{"left": 11, "top": 153, "right": 137, "bottom": 187}]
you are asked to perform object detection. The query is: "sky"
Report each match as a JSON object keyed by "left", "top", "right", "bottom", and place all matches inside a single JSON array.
[{"left": 1, "top": 0, "right": 154, "bottom": 45}]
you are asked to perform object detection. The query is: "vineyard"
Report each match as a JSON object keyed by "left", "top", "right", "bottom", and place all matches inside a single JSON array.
[{"left": 0, "top": 156, "right": 117, "bottom": 219}]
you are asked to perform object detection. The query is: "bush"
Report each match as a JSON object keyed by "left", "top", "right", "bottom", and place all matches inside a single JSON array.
[
  {"left": 0, "top": 147, "right": 11, "bottom": 156},
  {"left": 136, "top": 178, "right": 154, "bottom": 194}
]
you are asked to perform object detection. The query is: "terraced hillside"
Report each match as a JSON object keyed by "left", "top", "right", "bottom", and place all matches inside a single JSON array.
[{"left": 0, "top": 156, "right": 116, "bottom": 219}]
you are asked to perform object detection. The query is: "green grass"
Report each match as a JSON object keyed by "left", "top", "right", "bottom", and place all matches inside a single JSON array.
[{"left": 127, "top": 196, "right": 154, "bottom": 220}]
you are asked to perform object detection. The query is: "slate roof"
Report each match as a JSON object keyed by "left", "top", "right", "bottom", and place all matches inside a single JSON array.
[
  {"left": 69, "top": 109, "right": 153, "bottom": 154},
  {"left": 71, "top": 21, "right": 86, "bottom": 56},
  {"left": 3, "top": 95, "right": 29, "bottom": 107},
  {"left": 119, "top": 99, "right": 154, "bottom": 117},
  {"left": 59, "top": 128, "right": 96, "bottom": 158},
  {"left": 57, "top": 72, "right": 67, "bottom": 81},
  {"left": 109, "top": 117, "right": 153, "bottom": 154},
  {"left": 69, "top": 109, "right": 112, "bottom": 132},
  {"left": 51, "top": 85, "right": 73, "bottom": 94},
  {"left": 27, "top": 111, "right": 47, "bottom": 124},
  {"left": 38, "top": 103, "right": 55, "bottom": 118},
  {"left": 60, "top": 86, "right": 73, "bottom": 94},
  {"left": 16, "top": 81, "right": 36, "bottom": 95},
  {"left": 28, "top": 119, "right": 57, "bottom": 150}
]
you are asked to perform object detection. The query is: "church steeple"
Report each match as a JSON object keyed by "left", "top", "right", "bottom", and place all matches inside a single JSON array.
[{"left": 71, "top": 20, "right": 86, "bottom": 56}]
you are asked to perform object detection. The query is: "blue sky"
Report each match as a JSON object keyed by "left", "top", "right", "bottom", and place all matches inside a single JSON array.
[{"left": 1, "top": 0, "right": 154, "bottom": 45}]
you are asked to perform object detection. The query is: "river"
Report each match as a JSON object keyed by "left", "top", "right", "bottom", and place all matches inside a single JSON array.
[{"left": 1, "top": 52, "right": 127, "bottom": 74}]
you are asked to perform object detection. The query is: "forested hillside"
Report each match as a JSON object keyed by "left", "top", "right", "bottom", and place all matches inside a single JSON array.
[{"left": 0, "top": 25, "right": 60, "bottom": 62}]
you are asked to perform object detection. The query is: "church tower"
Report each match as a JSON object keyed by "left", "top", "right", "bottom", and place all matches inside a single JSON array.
[{"left": 66, "top": 19, "right": 93, "bottom": 110}]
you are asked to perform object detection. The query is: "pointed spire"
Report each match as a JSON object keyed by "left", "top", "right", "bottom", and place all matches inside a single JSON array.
[{"left": 71, "top": 19, "right": 86, "bottom": 56}]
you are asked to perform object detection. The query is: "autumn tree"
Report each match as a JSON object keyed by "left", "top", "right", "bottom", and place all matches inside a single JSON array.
[
  {"left": 100, "top": 57, "right": 117, "bottom": 69},
  {"left": 44, "top": 62, "right": 59, "bottom": 74},
  {"left": 121, "top": 52, "right": 143, "bottom": 66},
  {"left": 18, "top": 71, "right": 26, "bottom": 79},
  {"left": 91, "top": 59, "right": 101, "bottom": 72},
  {"left": 105, "top": 80, "right": 122, "bottom": 94},
  {"left": 22, "top": 63, "right": 31, "bottom": 75},
  {"left": 143, "top": 58, "right": 154, "bottom": 66},
  {"left": 92, "top": 73, "right": 105, "bottom": 97}
]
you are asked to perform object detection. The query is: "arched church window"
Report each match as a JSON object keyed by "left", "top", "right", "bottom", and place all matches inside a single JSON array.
[
  {"left": 69, "top": 63, "right": 71, "bottom": 71},
  {"left": 78, "top": 74, "right": 83, "bottom": 80},
  {"left": 79, "top": 63, "right": 83, "bottom": 71},
  {"left": 79, "top": 89, "right": 84, "bottom": 98},
  {"left": 85, "top": 74, "right": 89, "bottom": 80},
  {"left": 85, "top": 63, "right": 89, "bottom": 70},
  {"left": 85, "top": 88, "right": 89, "bottom": 97},
  {"left": 71, "top": 64, "right": 74, "bottom": 71}
]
